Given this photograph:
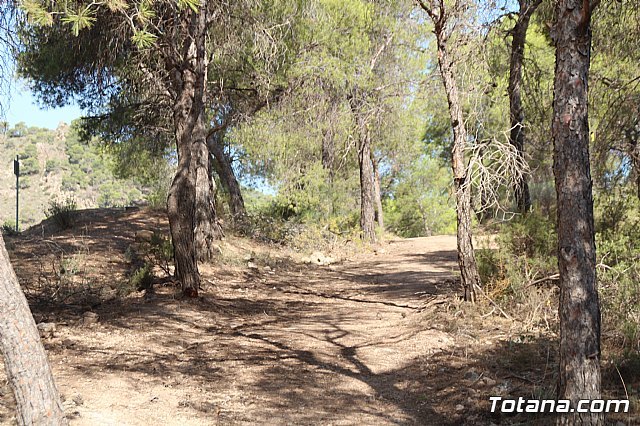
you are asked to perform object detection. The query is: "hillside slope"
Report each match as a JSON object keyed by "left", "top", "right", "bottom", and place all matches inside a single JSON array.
[{"left": 0, "top": 122, "right": 147, "bottom": 229}]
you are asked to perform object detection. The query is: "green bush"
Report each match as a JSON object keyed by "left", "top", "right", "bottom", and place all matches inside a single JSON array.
[
  {"left": 476, "top": 211, "right": 557, "bottom": 300},
  {"left": 128, "top": 264, "right": 154, "bottom": 293},
  {"left": 1, "top": 220, "right": 19, "bottom": 236},
  {"left": 595, "top": 188, "right": 640, "bottom": 351},
  {"left": 19, "top": 157, "right": 40, "bottom": 175},
  {"left": 45, "top": 198, "right": 78, "bottom": 229},
  {"left": 45, "top": 159, "right": 60, "bottom": 173}
]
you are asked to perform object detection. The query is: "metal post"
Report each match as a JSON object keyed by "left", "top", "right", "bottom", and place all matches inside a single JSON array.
[{"left": 14, "top": 156, "right": 19, "bottom": 232}]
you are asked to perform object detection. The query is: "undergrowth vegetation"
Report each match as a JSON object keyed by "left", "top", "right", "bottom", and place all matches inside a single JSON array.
[{"left": 478, "top": 189, "right": 640, "bottom": 356}]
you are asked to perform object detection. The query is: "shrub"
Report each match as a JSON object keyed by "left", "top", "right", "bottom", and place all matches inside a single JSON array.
[
  {"left": 19, "top": 157, "right": 40, "bottom": 175},
  {"left": 1, "top": 220, "right": 18, "bottom": 236},
  {"left": 476, "top": 211, "right": 557, "bottom": 301},
  {"left": 45, "top": 198, "right": 78, "bottom": 229},
  {"left": 595, "top": 189, "right": 640, "bottom": 352},
  {"left": 45, "top": 159, "right": 60, "bottom": 173},
  {"left": 128, "top": 264, "right": 154, "bottom": 293}
]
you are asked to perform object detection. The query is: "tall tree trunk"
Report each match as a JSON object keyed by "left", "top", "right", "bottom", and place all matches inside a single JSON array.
[
  {"left": 552, "top": 1, "right": 602, "bottom": 424},
  {"left": 194, "top": 110, "right": 224, "bottom": 262},
  {"left": 508, "top": 0, "right": 540, "bottom": 213},
  {"left": 359, "top": 134, "right": 376, "bottom": 243},
  {"left": 433, "top": 19, "right": 481, "bottom": 302},
  {"left": 207, "top": 131, "right": 247, "bottom": 222},
  {"left": 371, "top": 153, "right": 384, "bottom": 230},
  {"left": 0, "top": 235, "right": 67, "bottom": 425},
  {"left": 351, "top": 97, "right": 377, "bottom": 243},
  {"left": 167, "top": 126, "right": 199, "bottom": 296},
  {"left": 633, "top": 142, "right": 640, "bottom": 200},
  {"left": 167, "top": 9, "right": 206, "bottom": 297}
]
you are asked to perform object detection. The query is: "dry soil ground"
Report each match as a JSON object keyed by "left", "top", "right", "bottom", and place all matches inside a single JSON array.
[{"left": 0, "top": 208, "right": 634, "bottom": 425}]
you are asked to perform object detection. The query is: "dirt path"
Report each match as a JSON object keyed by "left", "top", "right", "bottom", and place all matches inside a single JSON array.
[{"left": 1, "top": 209, "right": 557, "bottom": 425}]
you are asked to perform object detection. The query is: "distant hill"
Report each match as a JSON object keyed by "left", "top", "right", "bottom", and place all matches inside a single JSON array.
[{"left": 0, "top": 121, "right": 148, "bottom": 230}]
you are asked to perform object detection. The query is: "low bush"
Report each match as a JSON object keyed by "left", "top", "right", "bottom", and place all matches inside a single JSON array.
[
  {"left": 45, "top": 198, "right": 78, "bottom": 230},
  {"left": 477, "top": 211, "right": 557, "bottom": 302}
]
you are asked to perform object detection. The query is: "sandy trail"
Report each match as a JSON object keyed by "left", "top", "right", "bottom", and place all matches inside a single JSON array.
[{"left": 1, "top": 210, "right": 534, "bottom": 425}]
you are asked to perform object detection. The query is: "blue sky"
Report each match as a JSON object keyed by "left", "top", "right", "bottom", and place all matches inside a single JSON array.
[{"left": 4, "top": 84, "right": 83, "bottom": 129}]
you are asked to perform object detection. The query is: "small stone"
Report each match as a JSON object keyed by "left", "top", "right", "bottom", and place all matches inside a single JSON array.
[
  {"left": 455, "top": 404, "right": 465, "bottom": 412},
  {"left": 482, "top": 377, "right": 496, "bottom": 387},
  {"left": 134, "top": 230, "right": 154, "bottom": 243},
  {"left": 464, "top": 369, "right": 480, "bottom": 382},
  {"left": 37, "top": 322, "right": 56, "bottom": 339},
  {"left": 62, "top": 339, "right": 75, "bottom": 347},
  {"left": 82, "top": 312, "right": 99, "bottom": 327},
  {"left": 247, "top": 261, "right": 258, "bottom": 269}
]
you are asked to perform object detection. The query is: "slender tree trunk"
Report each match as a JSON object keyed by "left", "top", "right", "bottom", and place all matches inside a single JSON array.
[
  {"left": 433, "top": 21, "right": 481, "bottom": 302},
  {"left": 552, "top": 1, "right": 602, "bottom": 424},
  {"left": 207, "top": 132, "right": 246, "bottom": 222},
  {"left": 350, "top": 96, "right": 377, "bottom": 243},
  {"left": 359, "top": 137, "right": 376, "bottom": 243},
  {"left": 508, "top": 0, "right": 540, "bottom": 213},
  {"left": 0, "top": 235, "right": 67, "bottom": 425},
  {"left": 632, "top": 142, "right": 640, "bottom": 200},
  {"left": 357, "top": 127, "right": 377, "bottom": 242},
  {"left": 191, "top": 8, "right": 223, "bottom": 263},
  {"left": 371, "top": 154, "right": 384, "bottom": 230},
  {"left": 194, "top": 110, "right": 224, "bottom": 262}
]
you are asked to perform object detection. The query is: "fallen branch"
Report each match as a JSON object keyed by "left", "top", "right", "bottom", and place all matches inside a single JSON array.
[
  {"left": 473, "top": 284, "right": 512, "bottom": 320},
  {"left": 525, "top": 273, "right": 559, "bottom": 288}
]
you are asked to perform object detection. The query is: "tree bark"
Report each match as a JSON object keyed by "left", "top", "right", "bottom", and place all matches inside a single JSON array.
[
  {"left": 358, "top": 132, "right": 377, "bottom": 243},
  {"left": 194, "top": 110, "right": 224, "bottom": 262},
  {"left": 508, "top": 0, "right": 540, "bottom": 213},
  {"left": 167, "top": 8, "right": 207, "bottom": 297},
  {"left": 0, "top": 235, "right": 67, "bottom": 425},
  {"left": 632, "top": 141, "right": 640, "bottom": 200},
  {"left": 350, "top": 97, "right": 377, "bottom": 243},
  {"left": 167, "top": 129, "right": 199, "bottom": 297},
  {"left": 207, "top": 131, "right": 247, "bottom": 223},
  {"left": 432, "top": 15, "right": 481, "bottom": 302},
  {"left": 371, "top": 153, "right": 384, "bottom": 231},
  {"left": 552, "top": 1, "right": 602, "bottom": 424}
]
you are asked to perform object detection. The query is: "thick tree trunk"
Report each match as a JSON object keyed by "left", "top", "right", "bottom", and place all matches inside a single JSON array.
[
  {"left": 552, "top": 1, "right": 602, "bottom": 424},
  {"left": 194, "top": 111, "right": 224, "bottom": 262},
  {"left": 167, "top": 134, "right": 199, "bottom": 297},
  {"left": 433, "top": 22, "right": 481, "bottom": 302},
  {"left": 0, "top": 235, "right": 67, "bottom": 425},
  {"left": 371, "top": 154, "right": 384, "bottom": 230},
  {"left": 508, "top": 0, "right": 540, "bottom": 213},
  {"left": 167, "top": 9, "right": 207, "bottom": 297},
  {"left": 207, "top": 132, "right": 247, "bottom": 222}
]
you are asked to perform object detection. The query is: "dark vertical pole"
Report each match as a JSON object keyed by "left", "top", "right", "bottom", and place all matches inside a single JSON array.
[{"left": 14, "top": 156, "right": 19, "bottom": 233}]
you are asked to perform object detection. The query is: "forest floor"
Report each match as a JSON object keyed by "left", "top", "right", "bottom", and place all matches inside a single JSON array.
[{"left": 0, "top": 208, "right": 634, "bottom": 425}]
